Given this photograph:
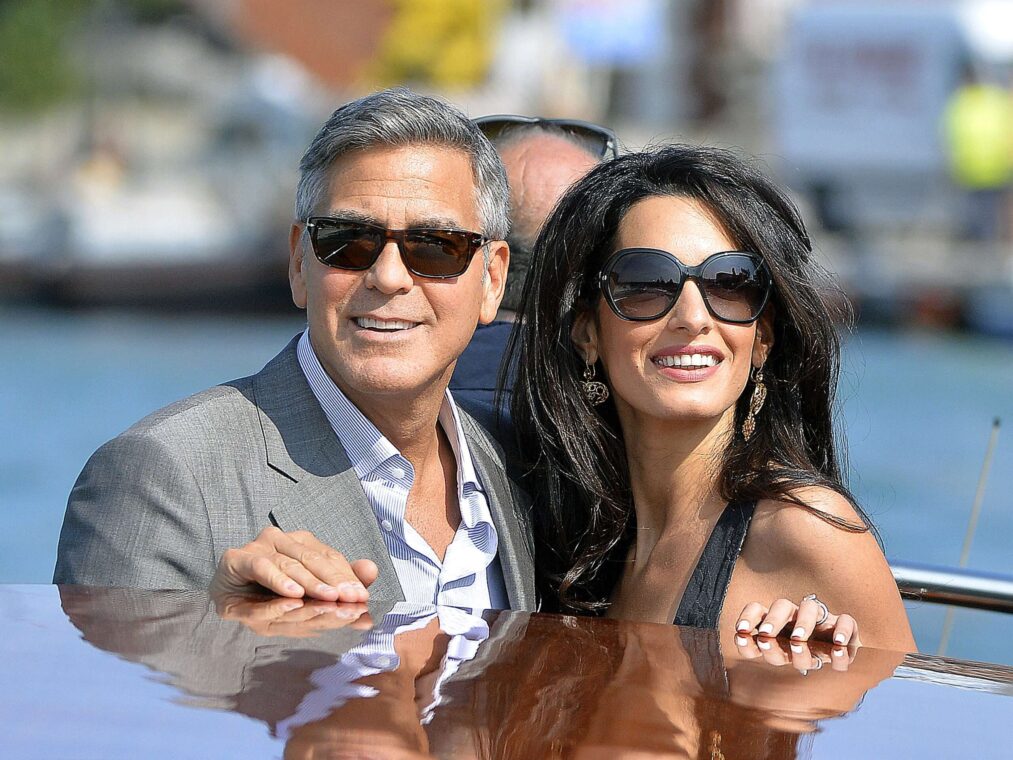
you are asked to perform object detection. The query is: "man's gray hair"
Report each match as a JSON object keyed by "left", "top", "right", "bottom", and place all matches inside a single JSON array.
[{"left": 295, "top": 88, "right": 510, "bottom": 241}]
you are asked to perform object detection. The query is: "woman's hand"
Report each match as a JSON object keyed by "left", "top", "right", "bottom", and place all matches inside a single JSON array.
[{"left": 734, "top": 595, "right": 861, "bottom": 647}]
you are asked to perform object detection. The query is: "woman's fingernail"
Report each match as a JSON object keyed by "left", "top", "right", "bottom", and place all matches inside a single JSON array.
[
  {"left": 834, "top": 633, "right": 847, "bottom": 645},
  {"left": 833, "top": 647, "right": 845, "bottom": 657},
  {"left": 790, "top": 643, "right": 803, "bottom": 654},
  {"left": 736, "top": 619, "right": 751, "bottom": 632},
  {"left": 791, "top": 626, "right": 805, "bottom": 640},
  {"left": 758, "top": 623, "right": 773, "bottom": 635},
  {"left": 758, "top": 639, "right": 771, "bottom": 650}
]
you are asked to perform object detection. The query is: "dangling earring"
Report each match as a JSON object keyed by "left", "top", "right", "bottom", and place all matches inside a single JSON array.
[
  {"left": 742, "top": 366, "right": 766, "bottom": 440},
  {"left": 581, "top": 362, "right": 610, "bottom": 406}
]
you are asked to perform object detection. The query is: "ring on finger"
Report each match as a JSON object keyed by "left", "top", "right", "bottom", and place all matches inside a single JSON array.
[{"left": 802, "top": 593, "right": 830, "bottom": 626}]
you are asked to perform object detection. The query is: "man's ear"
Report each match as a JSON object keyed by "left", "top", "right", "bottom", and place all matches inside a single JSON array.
[
  {"left": 752, "top": 305, "right": 775, "bottom": 367},
  {"left": 479, "top": 240, "right": 510, "bottom": 324},
  {"left": 570, "top": 308, "right": 599, "bottom": 364},
  {"left": 289, "top": 223, "right": 308, "bottom": 310}
]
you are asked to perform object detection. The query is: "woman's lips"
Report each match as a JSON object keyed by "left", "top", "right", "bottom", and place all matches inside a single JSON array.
[{"left": 651, "top": 348, "right": 724, "bottom": 382}]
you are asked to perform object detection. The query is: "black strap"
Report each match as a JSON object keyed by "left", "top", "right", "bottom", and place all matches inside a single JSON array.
[{"left": 673, "top": 500, "right": 756, "bottom": 629}]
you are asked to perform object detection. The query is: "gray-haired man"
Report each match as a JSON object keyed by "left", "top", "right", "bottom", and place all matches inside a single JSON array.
[{"left": 55, "top": 88, "right": 536, "bottom": 611}]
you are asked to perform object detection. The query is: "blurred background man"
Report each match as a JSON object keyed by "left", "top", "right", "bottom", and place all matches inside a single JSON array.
[{"left": 449, "top": 116, "right": 616, "bottom": 408}]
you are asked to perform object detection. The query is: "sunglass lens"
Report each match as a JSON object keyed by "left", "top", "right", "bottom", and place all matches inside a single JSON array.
[
  {"left": 403, "top": 230, "right": 473, "bottom": 277},
  {"left": 700, "top": 254, "right": 769, "bottom": 322},
  {"left": 607, "top": 251, "right": 682, "bottom": 319},
  {"left": 313, "top": 222, "right": 381, "bottom": 269},
  {"left": 560, "top": 125, "right": 611, "bottom": 158}
]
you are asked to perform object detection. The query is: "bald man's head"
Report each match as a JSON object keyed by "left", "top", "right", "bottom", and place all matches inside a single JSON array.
[{"left": 495, "top": 130, "right": 600, "bottom": 312}]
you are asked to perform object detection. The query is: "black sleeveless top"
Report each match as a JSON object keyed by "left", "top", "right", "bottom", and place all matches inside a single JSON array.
[{"left": 673, "top": 500, "right": 757, "bottom": 628}]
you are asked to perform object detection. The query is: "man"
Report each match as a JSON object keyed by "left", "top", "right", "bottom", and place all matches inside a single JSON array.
[
  {"left": 449, "top": 116, "right": 614, "bottom": 406},
  {"left": 54, "top": 88, "right": 535, "bottom": 611}
]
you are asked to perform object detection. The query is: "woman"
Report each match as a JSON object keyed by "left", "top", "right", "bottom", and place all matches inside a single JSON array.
[{"left": 511, "top": 145, "right": 915, "bottom": 651}]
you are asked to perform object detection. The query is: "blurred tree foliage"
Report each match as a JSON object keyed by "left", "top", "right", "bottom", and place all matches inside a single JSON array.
[
  {"left": 0, "top": 0, "right": 187, "bottom": 113},
  {"left": 367, "top": 0, "right": 506, "bottom": 89},
  {"left": 0, "top": 0, "right": 92, "bottom": 112}
]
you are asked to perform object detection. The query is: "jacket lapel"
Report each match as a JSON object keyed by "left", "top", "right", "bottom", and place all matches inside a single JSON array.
[
  {"left": 459, "top": 411, "right": 536, "bottom": 611},
  {"left": 251, "top": 336, "right": 404, "bottom": 602}
]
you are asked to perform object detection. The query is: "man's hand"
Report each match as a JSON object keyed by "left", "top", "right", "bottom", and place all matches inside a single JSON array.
[
  {"left": 216, "top": 594, "right": 373, "bottom": 638},
  {"left": 210, "top": 527, "right": 379, "bottom": 602}
]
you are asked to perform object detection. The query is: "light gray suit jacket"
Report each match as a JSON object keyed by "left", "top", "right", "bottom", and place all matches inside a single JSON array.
[{"left": 54, "top": 335, "right": 536, "bottom": 610}]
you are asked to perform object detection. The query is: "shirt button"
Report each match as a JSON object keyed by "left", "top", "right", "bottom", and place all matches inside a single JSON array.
[
  {"left": 381, "top": 519, "right": 393, "bottom": 531},
  {"left": 390, "top": 466, "right": 406, "bottom": 480}
]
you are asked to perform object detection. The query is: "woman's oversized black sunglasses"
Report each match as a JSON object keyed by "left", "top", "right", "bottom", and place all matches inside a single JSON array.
[
  {"left": 473, "top": 115, "right": 618, "bottom": 160},
  {"left": 598, "top": 248, "right": 772, "bottom": 324},
  {"left": 304, "top": 217, "right": 489, "bottom": 279}
]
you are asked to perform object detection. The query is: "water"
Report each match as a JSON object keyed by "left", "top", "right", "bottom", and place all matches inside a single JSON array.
[{"left": 2, "top": 307, "right": 1011, "bottom": 663}]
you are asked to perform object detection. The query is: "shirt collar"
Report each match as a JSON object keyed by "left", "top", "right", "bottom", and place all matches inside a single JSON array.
[{"left": 296, "top": 330, "right": 485, "bottom": 510}]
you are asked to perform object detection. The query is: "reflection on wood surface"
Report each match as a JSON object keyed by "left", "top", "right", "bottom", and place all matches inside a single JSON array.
[{"left": 56, "top": 586, "right": 918, "bottom": 759}]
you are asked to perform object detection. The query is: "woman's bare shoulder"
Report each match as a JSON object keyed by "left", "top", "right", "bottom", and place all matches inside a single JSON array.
[{"left": 749, "top": 485, "right": 877, "bottom": 567}]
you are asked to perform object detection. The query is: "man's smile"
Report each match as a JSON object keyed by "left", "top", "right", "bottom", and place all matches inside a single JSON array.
[{"left": 353, "top": 316, "right": 421, "bottom": 332}]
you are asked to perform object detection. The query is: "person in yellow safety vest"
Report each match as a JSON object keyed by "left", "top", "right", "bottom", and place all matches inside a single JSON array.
[{"left": 943, "top": 68, "right": 1013, "bottom": 241}]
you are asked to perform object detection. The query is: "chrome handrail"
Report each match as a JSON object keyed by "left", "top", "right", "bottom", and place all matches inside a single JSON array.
[{"left": 890, "top": 560, "right": 1013, "bottom": 613}]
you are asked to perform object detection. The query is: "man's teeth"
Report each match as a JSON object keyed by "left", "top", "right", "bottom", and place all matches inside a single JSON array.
[
  {"left": 655, "top": 354, "right": 719, "bottom": 368},
  {"left": 356, "top": 317, "right": 416, "bottom": 331}
]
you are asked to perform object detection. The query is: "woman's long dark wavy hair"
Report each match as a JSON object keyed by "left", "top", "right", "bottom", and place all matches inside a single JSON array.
[{"left": 509, "top": 144, "right": 871, "bottom": 614}]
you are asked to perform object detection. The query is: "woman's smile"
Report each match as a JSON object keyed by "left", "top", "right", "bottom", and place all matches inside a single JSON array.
[{"left": 651, "top": 345, "right": 724, "bottom": 382}]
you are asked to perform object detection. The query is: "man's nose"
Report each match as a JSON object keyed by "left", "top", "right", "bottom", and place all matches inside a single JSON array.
[
  {"left": 364, "top": 241, "right": 414, "bottom": 294},
  {"left": 665, "top": 280, "right": 711, "bottom": 334}
]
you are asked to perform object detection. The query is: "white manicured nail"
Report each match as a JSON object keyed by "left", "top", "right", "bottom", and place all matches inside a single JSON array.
[
  {"left": 833, "top": 647, "right": 845, "bottom": 657},
  {"left": 758, "top": 639, "right": 771, "bottom": 650},
  {"left": 790, "top": 643, "right": 803, "bottom": 654},
  {"left": 736, "top": 619, "right": 751, "bottom": 632},
  {"left": 791, "top": 626, "right": 805, "bottom": 640},
  {"left": 758, "top": 623, "right": 773, "bottom": 635},
  {"left": 834, "top": 633, "right": 847, "bottom": 645}
]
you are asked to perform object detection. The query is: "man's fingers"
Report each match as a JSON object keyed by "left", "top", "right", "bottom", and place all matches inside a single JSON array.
[
  {"left": 246, "top": 553, "right": 308, "bottom": 597},
  {"left": 270, "top": 533, "right": 371, "bottom": 602},
  {"left": 264, "top": 602, "right": 372, "bottom": 636},
  {"left": 212, "top": 547, "right": 305, "bottom": 598},
  {"left": 212, "top": 529, "right": 378, "bottom": 602},
  {"left": 351, "top": 559, "right": 380, "bottom": 588},
  {"left": 216, "top": 593, "right": 304, "bottom": 620}
]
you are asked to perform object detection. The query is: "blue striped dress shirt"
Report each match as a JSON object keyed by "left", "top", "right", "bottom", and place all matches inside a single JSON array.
[{"left": 296, "top": 330, "right": 508, "bottom": 610}]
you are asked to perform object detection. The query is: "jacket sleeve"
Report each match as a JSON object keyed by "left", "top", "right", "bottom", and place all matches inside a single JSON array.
[{"left": 53, "top": 431, "right": 216, "bottom": 590}]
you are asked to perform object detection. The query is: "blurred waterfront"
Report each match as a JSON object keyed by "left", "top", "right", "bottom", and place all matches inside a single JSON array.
[
  {"left": 3, "top": 0, "right": 1013, "bottom": 326},
  {"left": 2, "top": 307, "right": 1011, "bottom": 664}
]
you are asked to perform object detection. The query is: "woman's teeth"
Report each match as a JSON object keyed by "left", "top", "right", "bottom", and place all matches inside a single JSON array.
[
  {"left": 355, "top": 317, "right": 415, "bottom": 331},
  {"left": 654, "top": 354, "right": 719, "bottom": 368}
]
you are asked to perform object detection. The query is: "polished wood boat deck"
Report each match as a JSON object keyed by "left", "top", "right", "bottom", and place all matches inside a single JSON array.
[{"left": 3, "top": 585, "right": 1011, "bottom": 758}]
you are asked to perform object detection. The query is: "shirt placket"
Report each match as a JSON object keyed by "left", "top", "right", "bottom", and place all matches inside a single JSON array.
[{"left": 435, "top": 484, "right": 498, "bottom": 609}]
